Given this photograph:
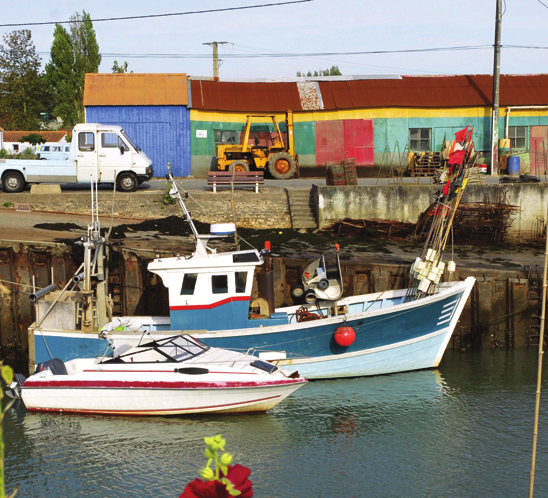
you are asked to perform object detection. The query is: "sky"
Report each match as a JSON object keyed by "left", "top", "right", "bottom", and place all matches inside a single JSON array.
[{"left": 0, "top": 0, "right": 547, "bottom": 80}]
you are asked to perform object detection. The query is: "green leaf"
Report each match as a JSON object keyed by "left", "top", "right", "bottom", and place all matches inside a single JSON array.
[{"left": 1, "top": 364, "right": 13, "bottom": 384}]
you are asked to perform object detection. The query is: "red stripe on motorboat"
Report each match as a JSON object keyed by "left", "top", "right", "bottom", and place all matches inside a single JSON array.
[
  {"left": 81, "top": 370, "right": 259, "bottom": 375},
  {"left": 24, "top": 378, "right": 305, "bottom": 389},
  {"left": 170, "top": 295, "right": 250, "bottom": 311},
  {"left": 25, "top": 394, "right": 283, "bottom": 415}
]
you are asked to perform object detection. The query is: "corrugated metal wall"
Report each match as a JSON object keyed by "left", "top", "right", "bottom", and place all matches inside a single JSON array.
[{"left": 85, "top": 105, "right": 191, "bottom": 177}]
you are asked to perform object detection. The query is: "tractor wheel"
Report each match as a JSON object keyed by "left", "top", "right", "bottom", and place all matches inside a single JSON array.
[
  {"left": 228, "top": 160, "right": 249, "bottom": 172},
  {"left": 268, "top": 152, "right": 296, "bottom": 180}
]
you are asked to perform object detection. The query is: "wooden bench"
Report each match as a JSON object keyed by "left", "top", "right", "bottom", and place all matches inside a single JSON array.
[{"left": 207, "top": 170, "right": 264, "bottom": 193}]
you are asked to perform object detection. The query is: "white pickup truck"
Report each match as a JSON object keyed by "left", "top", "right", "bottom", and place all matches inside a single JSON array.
[{"left": 0, "top": 123, "right": 153, "bottom": 193}]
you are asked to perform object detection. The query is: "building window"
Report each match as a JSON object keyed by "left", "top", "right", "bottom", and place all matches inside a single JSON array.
[
  {"left": 409, "top": 128, "right": 432, "bottom": 151},
  {"left": 508, "top": 126, "right": 527, "bottom": 149},
  {"left": 214, "top": 130, "right": 237, "bottom": 148}
]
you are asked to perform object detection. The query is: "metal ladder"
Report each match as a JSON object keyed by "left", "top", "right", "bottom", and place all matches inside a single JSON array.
[{"left": 525, "top": 264, "right": 543, "bottom": 347}]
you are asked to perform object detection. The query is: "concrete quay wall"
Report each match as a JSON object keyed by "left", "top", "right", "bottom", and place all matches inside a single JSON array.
[{"left": 315, "top": 183, "right": 548, "bottom": 236}]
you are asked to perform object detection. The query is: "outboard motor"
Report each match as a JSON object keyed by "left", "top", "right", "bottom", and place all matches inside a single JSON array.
[{"left": 5, "top": 373, "right": 27, "bottom": 400}]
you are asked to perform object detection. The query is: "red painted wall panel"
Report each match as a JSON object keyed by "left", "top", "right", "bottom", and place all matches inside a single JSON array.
[
  {"left": 530, "top": 126, "right": 548, "bottom": 176},
  {"left": 344, "top": 119, "right": 374, "bottom": 166},
  {"left": 315, "top": 121, "right": 345, "bottom": 165}
]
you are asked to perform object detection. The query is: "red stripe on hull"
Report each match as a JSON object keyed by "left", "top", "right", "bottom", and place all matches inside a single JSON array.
[
  {"left": 170, "top": 295, "right": 250, "bottom": 311},
  {"left": 24, "top": 379, "right": 304, "bottom": 389}
]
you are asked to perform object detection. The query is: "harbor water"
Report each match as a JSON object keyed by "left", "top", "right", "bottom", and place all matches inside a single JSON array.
[{"left": 4, "top": 349, "right": 548, "bottom": 498}]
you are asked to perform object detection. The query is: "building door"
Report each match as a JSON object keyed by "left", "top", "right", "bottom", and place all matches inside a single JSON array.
[
  {"left": 344, "top": 119, "right": 374, "bottom": 165},
  {"left": 530, "top": 126, "right": 548, "bottom": 177},
  {"left": 315, "top": 119, "right": 374, "bottom": 166}
]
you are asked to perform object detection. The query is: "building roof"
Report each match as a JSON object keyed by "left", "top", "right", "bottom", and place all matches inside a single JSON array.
[
  {"left": 84, "top": 73, "right": 548, "bottom": 112},
  {"left": 2, "top": 130, "right": 66, "bottom": 143},
  {"left": 189, "top": 79, "right": 303, "bottom": 112},
  {"left": 317, "top": 74, "right": 548, "bottom": 109},
  {"left": 84, "top": 73, "right": 188, "bottom": 106}
]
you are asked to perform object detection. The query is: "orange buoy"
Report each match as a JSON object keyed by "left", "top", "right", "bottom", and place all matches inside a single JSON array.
[{"left": 334, "top": 326, "right": 355, "bottom": 346}]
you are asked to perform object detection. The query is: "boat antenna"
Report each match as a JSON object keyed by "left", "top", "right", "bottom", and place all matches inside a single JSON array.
[{"left": 165, "top": 172, "right": 199, "bottom": 239}]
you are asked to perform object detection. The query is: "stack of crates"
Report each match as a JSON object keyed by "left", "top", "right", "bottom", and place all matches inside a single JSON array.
[{"left": 326, "top": 158, "right": 357, "bottom": 185}]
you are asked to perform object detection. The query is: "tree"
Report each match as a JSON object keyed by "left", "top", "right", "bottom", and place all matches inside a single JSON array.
[
  {"left": 297, "top": 66, "right": 342, "bottom": 77},
  {"left": 45, "top": 10, "right": 101, "bottom": 127},
  {"left": 45, "top": 23, "right": 79, "bottom": 127},
  {"left": 19, "top": 133, "right": 46, "bottom": 146},
  {"left": 70, "top": 10, "right": 101, "bottom": 122},
  {"left": 112, "top": 60, "right": 130, "bottom": 73},
  {"left": 0, "top": 30, "right": 46, "bottom": 130}
]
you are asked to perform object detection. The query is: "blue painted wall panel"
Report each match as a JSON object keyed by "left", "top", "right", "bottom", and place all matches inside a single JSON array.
[{"left": 85, "top": 105, "right": 191, "bottom": 177}]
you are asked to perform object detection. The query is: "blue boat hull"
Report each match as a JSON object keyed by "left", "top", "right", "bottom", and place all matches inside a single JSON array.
[{"left": 31, "top": 278, "right": 474, "bottom": 380}]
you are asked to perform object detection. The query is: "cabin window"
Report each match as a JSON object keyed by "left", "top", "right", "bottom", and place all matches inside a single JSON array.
[
  {"left": 409, "top": 128, "right": 432, "bottom": 151},
  {"left": 212, "top": 275, "right": 228, "bottom": 294},
  {"left": 101, "top": 132, "right": 129, "bottom": 151},
  {"left": 180, "top": 273, "right": 198, "bottom": 295},
  {"left": 78, "top": 132, "right": 95, "bottom": 151},
  {"left": 235, "top": 272, "right": 247, "bottom": 293},
  {"left": 508, "top": 126, "right": 527, "bottom": 149},
  {"left": 214, "top": 130, "right": 237, "bottom": 148}
]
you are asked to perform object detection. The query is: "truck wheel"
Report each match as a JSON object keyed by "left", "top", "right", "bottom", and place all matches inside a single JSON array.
[
  {"left": 268, "top": 152, "right": 296, "bottom": 179},
  {"left": 117, "top": 172, "right": 137, "bottom": 192},
  {"left": 228, "top": 160, "right": 249, "bottom": 172},
  {"left": 2, "top": 172, "right": 25, "bottom": 193}
]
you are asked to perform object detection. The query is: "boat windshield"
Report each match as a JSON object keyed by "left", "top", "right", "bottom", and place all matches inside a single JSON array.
[{"left": 103, "top": 335, "right": 210, "bottom": 363}]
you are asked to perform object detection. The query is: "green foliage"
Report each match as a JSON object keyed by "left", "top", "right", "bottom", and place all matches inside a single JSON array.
[
  {"left": 19, "top": 133, "right": 45, "bottom": 145},
  {"left": 0, "top": 362, "right": 16, "bottom": 498},
  {"left": 112, "top": 60, "right": 130, "bottom": 73},
  {"left": 0, "top": 149, "right": 7, "bottom": 159},
  {"left": 297, "top": 65, "right": 342, "bottom": 77},
  {"left": 2, "top": 201, "right": 13, "bottom": 208},
  {"left": 0, "top": 30, "right": 47, "bottom": 130},
  {"left": 45, "top": 10, "right": 101, "bottom": 127}
]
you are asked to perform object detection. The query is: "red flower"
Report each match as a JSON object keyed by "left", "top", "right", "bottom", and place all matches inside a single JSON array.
[
  {"left": 222, "top": 464, "right": 253, "bottom": 497},
  {"left": 179, "top": 465, "right": 253, "bottom": 498},
  {"left": 179, "top": 478, "right": 231, "bottom": 498}
]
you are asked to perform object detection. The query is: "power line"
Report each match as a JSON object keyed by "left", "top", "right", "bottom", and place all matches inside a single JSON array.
[
  {"left": 37, "top": 44, "right": 545, "bottom": 60},
  {"left": 0, "top": 1, "right": 312, "bottom": 28}
]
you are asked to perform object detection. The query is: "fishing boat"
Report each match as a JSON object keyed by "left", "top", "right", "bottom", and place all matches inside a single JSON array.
[
  {"left": 28, "top": 127, "right": 477, "bottom": 380},
  {"left": 9, "top": 334, "right": 306, "bottom": 416}
]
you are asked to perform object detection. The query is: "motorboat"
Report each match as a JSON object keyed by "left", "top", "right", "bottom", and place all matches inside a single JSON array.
[{"left": 11, "top": 334, "right": 306, "bottom": 416}]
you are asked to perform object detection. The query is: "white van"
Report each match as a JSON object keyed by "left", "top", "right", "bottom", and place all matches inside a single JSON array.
[{"left": 37, "top": 144, "right": 71, "bottom": 160}]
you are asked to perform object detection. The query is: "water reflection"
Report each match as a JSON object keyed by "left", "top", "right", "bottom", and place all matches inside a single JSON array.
[{"left": 5, "top": 351, "right": 548, "bottom": 498}]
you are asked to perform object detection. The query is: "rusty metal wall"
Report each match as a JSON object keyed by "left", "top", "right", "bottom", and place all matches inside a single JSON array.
[{"left": 0, "top": 241, "right": 544, "bottom": 373}]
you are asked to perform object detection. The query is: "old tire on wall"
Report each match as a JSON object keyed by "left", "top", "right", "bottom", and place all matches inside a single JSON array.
[{"left": 268, "top": 152, "right": 296, "bottom": 180}]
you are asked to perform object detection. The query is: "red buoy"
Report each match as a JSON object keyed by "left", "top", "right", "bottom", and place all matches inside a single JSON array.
[{"left": 334, "top": 326, "right": 356, "bottom": 346}]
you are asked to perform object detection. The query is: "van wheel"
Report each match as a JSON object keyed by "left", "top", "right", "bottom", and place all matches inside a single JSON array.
[
  {"left": 117, "top": 172, "right": 137, "bottom": 192},
  {"left": 2, "top": 172, "right": 25, "bottom": 193}
]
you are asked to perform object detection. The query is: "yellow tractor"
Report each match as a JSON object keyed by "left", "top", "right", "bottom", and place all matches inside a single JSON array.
[{"left": 216, "top": 111, "right": 298, "bottom": 179}]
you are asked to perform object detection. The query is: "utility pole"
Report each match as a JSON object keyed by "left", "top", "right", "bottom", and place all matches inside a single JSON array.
[
  {"left": 203, "top": 41, "right": 228, "bottom": 80},
  {"left": 490, "top": 0, "right": 502, "bottom": 175}
]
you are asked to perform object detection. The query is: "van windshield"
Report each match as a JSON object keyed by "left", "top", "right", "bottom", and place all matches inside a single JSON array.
[{"left": 120, "top": 129, "right": 140, "bottom": 152}]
